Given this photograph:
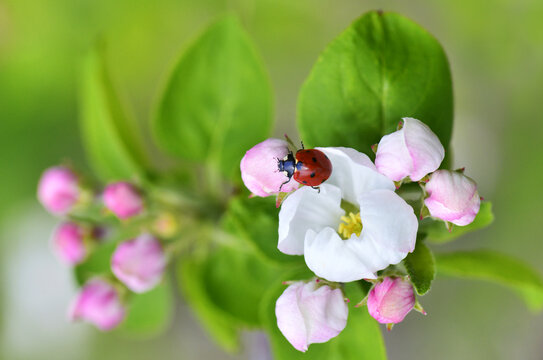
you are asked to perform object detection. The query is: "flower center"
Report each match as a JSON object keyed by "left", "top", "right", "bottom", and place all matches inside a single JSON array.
[{"left": 338, "top": 212, "right": 363, "bottom": 239}]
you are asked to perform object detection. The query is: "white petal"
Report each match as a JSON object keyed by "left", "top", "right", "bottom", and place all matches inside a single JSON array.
[
  {"left": 402, "top": 118, "right": 445, "bottom": 181},
  {"left": 278, "top": 185, "right": 344, "bottom": 255},
  {"left": 358, "top": 189, "right": 418, "bottom": 255},
  {"left": 304, "top": 190, "right": 418, "bottom": 283},
  {"left": 317, "top": 147, "right": 394, "bottom": 204},
  {"left": 304, "top": 228, "right": 382, "bottom": 282}
]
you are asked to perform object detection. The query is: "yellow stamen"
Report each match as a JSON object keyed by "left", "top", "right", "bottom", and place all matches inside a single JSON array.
[{"left": 338, "top": 212, "right": 363, "bottom": 239}]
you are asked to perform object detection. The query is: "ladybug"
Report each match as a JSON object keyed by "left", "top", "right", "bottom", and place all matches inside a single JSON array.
[{"left": 278, "top": 146, "right": 332, "bottom": 192}]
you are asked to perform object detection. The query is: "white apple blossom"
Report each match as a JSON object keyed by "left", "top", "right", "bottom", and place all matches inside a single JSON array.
[{"left": 278, "top": 147, "right": 418, "bottom": 282}]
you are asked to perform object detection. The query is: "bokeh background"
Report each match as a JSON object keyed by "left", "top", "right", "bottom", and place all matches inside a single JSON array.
[{"left": 1, "top": 0, "right": 542, "bottom": 359}]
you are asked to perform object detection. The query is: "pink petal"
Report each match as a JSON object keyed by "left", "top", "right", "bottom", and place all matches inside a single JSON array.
[
  {"left": 240, "top": 139, "right": 298, "bottom": 197},
  {"left": 367, "top": 277, "right": 415, "bottom": 324},
  {"left": 275, "top": 280, "right": 348, "bottom": 352},
  {"left": 424, "top": 170, "right": 481, "bottom": 226},
  {"left": 111, "top": 234, "right": 166, "bottom": 293}
]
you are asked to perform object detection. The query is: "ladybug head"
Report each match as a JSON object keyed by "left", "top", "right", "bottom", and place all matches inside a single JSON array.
[{"left": 277, "top": 151, "right": 296, "bottom": 179}]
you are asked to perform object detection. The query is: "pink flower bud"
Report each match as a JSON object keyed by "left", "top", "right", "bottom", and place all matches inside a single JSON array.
[
  {"left": 240, "top": 138, "right": 298, "bottom": 197},
  {"left": 275, "top": 280, "right": 348, "bottom": 352},
  {"left": 367, "top": 277, "right": 415, "bottom": 324},
  {"left": 69, "top": 279, "right": 125, "bottom": 331},
  {"left": 52, "top": 222, "right": 87, "bottom": 265},
  {"left": 111, "top": 234, "right": 166, "bottom": 293},
  {"left": 103, "top": 182, "right": 144, "bottom": 219},
  {"left": 375, "top": 118, "right": 445, "bottom": 182},
  {"left": 37, "top": 166, "right": 80, "bottom": 215},
  {"left": 424, "top": 169, "right": 481, "bottom": 226}
]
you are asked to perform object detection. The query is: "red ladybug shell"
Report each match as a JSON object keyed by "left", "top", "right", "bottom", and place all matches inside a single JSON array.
[{"left": 293, "top": 149, "right": 332, "bottom": 187}]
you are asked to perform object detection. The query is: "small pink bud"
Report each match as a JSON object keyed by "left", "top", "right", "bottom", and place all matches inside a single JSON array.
[
  {"left": 240, "top": 138, "right": 298, "bottom": 197},
  {"left": 111, "top": 234, "right": 166, "bottom": 293},
  {"left": 52, "top": 222, "right": 87, "bottom": 265},
  {"left": 37, "top": 166, "right": 80, "bottom": 215},
  {"left": 375, "top": 118, "right": 445, "bottom": 182},
  {"left": 152, "top": 212, "right": 179, "bottom": 238},
  {"left": 275, "top": 280, "right": 348, "bottom": 352},
  {"left": 424, "top": 170, "right": 481, "bottom": 226},
  {"left": 69, "top": 279, "right": 125, "bottom": 331},
  {"left": 367, "top": 277, "right": 415, "bottom": 324},
  {"left": 103, "top": 182, "right": 144, "bottom": 219}
]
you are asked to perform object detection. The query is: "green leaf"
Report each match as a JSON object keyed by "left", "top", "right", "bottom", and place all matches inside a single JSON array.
[
  {"left": 177, "top": 242, "right": 286, "bottom": 352},
  {"left": 178, "top": 255, "right": 240, "bottom": 352},
  {"left": 261, "top": 275, "right": 387, "bottom": 360},
  {"left": 153, "top": 15, "right": 273, "bottom": 182},
  {"left": 74, "top": 240, "right": 117, "bottom": 285},
  {"left": 298, "top": 11, "right": 453, "bottom": 153},
  {"left": 79, "top": 44, "right": 149, "bottom": 181},
  {"left": 118, "top": 279, "right": 174, "bottom": 338},
  {"left": 203, "top": 245, "right": 282, "bottom": 326},
  {"left": 436, "top": 250, "right": 543, "bottom": 311},
  {"left": 420, "top": 201, "right": 494, "bottom": 244},
  {"left": 404, "top": 240, "right": 435, "bottom": 295},
  {"left": 221, "top": 195, "right": 304, "bottom": 265}
]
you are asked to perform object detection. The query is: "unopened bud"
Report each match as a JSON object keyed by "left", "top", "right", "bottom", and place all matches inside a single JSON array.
[
  {"left": 103, "top": 182, "right": 144, "bottom": 219},
  {"left": 240, "top": 139, "right": 298, "bottom": 197},
  {"left": 52, "top": 222, "right": 88, "bottom": 265},
  {"left": 111, "top": 234, "right": 166, "bottom": 293},
  {"left": 37, "top": 166, "right": 81, "bottom": 215},
  {"left": 275, "top": 280, "right": 347, "bottom": 352},
  {"left": 375, "top": 118, "right": 444, "bottom": 182},
  {"left": 424, "top": 170, "right": 481, "bottom": 226},
  {"left": 367, "top": 277, "right": 415, "bottom": 325},
  {"left": 69, "top": 279, "right": 125, "bottom": 331}
]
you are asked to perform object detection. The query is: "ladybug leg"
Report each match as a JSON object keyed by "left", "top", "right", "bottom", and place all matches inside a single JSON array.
[
  {"left": 311, "top": 186, "right": 321, "bottom": 193},
  {"left": 300, "top": 140, "right": 305, "bottom": 149},
  {"left": 274, "top": 157, "right": 282, "bottom": 172},
  {"left": 279, "top": 179, "right": 290, "bottom": 192}
]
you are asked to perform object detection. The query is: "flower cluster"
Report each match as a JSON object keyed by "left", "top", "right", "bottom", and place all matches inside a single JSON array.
[
  {"left": 240, "top": 118, "right": 481, "bottom": 351},
  {"left": 37, "top": 167, "right": 169, "bottom": 331}
]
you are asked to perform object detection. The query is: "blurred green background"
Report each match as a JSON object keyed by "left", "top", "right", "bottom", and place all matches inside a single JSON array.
[{"left": 1, "top": 0, "right": 542, "bottom": 359}]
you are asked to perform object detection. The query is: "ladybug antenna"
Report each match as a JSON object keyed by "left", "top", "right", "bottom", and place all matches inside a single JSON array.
[
  {"left": 283, "top": 134, "right": 298, "bottom": 150},
  {"left": 300, "top": 140, "right": 305, "bottom": 150}
]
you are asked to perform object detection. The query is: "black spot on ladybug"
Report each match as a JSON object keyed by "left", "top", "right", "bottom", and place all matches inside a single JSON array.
[{"left": 280, "top": 147, "right": 332, "bottom": 190}]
